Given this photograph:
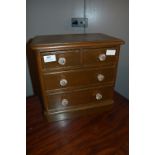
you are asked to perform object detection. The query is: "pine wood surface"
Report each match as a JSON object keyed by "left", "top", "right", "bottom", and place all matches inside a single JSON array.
[{"left": 27, "top": 91, "right": 129, "bottom": 155}]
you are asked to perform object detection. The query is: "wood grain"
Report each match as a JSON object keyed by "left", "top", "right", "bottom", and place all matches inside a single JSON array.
[
  {"left": 27, "top": 91, "right": 129, "bottom": 155},
  {"left": 40, "top": 49, "right": 81, "bottom": 69},
  {"left": 46, "top": 85, "right": 113, "bottom": 110},
  {"left": 30, "top": 33, "right": 124, "bottom": 50},
  {"left": 27, "top": 33, "right": 124, "bottom": 121},
  {"left": 43, "top": 67, "right": 115, "bottom": 91}
]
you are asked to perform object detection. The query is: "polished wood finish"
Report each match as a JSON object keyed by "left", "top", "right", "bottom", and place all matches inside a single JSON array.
[
  {"left": 83, "top": 47, "right": 119, "bottom": 66},
  {"left": 27, "top": 33, "right": 124, "bottom": 121},
  {"left": 43, "top": 67, "right": 115, "bottom": 90},
  {"left": 47, "top": 85, "right": 113, "bottom": 109},
  {"left": 30, "top": 33, "right": 124, "bottom": 49},
  {"left": 41, "top": 50, "right": 81, "bottom": 69},
  {"left": 26, "top": 92, "right": 129, "bottom": 155}
]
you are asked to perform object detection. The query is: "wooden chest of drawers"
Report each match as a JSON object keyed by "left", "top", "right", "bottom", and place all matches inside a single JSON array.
[{"left": 27, "top": 33, "right": 124, "bottom": 121}]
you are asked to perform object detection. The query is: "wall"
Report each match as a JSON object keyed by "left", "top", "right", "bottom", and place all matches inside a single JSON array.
[{"left": 26, "top": 0, "right": 129, "bottom": 99}]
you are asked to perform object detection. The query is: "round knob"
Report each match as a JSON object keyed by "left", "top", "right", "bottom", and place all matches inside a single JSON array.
[
  {"left": 96, "top": 93, "right": 102, "bottom": 100},
  {"left": 58, "top": 57, "right": 66, "bottom": 65},
  {"left": 97, "top": 74, "right": 105, "bottom": 82},
  {"left": 98, "top": 54, "right": 106, "bottom": 61},
  {"left": 60, "top": 79, "right": 68, "bottom": 87},
  {"left": 61, "top": 99, "right": 69, "bottom": 106}
]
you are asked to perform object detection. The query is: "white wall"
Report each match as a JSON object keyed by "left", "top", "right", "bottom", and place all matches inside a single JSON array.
[
  {"left": 26, "top": 0, "right": 129, "bottom": 98},
  {"left": 26, "top": 0, "right": 84, "bottom": 39},
  {"left": 86, "top": 0, "right": 129, "bottom": 98}
]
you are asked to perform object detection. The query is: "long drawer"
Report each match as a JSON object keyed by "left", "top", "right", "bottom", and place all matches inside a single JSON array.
[
  {"left": 47, "top": 85, "right": 113, "bottom": 110},
  {"left": 43, "top": 67, "right": 115, "bottom": 90}
]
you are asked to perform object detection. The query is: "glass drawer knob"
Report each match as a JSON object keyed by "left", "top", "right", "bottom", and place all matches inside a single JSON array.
[
  {"left": 62, "top": 99, "right": 69, "bottom": 106},
  {"left": 96, "top": 93, "right": 102, "bottom": 100},
  {"left": 60, "top": 79, "right": 68, "bottom": 86},
  {"left": 98, "top": 54, "right": 106, "bottom": 61},
  {"left": 97, "top": 74, "right": 105, "bottom": 82},
  {"left": 58, "top": 57, "right": 66, "bottom": 65}
]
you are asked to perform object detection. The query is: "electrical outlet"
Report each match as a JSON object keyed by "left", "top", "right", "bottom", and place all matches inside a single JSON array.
[{"left": 71, "top": 18, "right": 88, "bottom": 27}]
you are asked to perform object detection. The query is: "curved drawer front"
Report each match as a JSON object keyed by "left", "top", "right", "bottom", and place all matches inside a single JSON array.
[
  {"left": 83, "top": 48, "right": 118, "bottom": 66},
  {"left": 41, "top": 50, "right": 81, "bottom": 69},
  {"left": 47, "top": 86, "right": 113, "bottom": 110},
  {"left": 43, "top": 67, "right": 115, "bottom": 90}
]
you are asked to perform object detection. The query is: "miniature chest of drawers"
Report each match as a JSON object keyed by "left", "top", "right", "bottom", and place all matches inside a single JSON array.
[{"left": 27, "top": 33, "right": 124, "bottom": 121}]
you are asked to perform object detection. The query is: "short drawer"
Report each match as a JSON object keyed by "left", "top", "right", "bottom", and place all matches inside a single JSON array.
[
  {"left": 41, "top": 50, "right": 81, "bottom": 69},
  {"left": 43, "top": 67, "right": 115, "bottom": 90},
  {"left": 83, "top": 48, "right": 118, "bottom": 66},
  {"left": 47, "top": 86, "right": 113, "bottom": 110}
]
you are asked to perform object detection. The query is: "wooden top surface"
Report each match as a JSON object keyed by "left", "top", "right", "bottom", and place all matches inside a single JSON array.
[{"left": 30, "top": 33, "right": 124, "bottom": 47}]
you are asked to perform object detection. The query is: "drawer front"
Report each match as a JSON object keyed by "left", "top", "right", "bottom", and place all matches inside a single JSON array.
[
  {"left": 41, "top": 50, "right": 81, "bottom": 69},
  {"left": 43, "top": 67, "right": 115, "bottom": 90},
  {"left": 83, "top": 48, "right": 118, "bottom": 66},
  {"left": 47, "top": 86, "right": 113, "bottom": 110}
]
